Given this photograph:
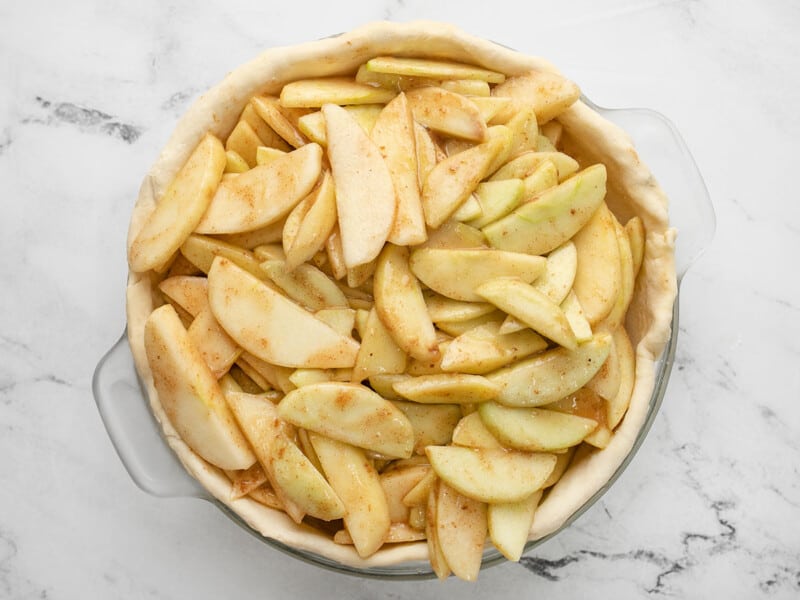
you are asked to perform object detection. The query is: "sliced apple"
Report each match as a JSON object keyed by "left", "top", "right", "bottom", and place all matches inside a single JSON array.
[
  {"left": 216, "top": 219, "right": 286, "bottom": 250},
  {"left": 471, "top": 96, "right": 514, "bottom": 123},
  {"left": 490, "top": 151, "right": 579, "bottom": 183},
  {"left": 561, "top": 290, "right": 594, "bottom": 342},
  {"left": 487, "top": 333, "right": 612, "bottom": 406},
  {"left": 491, "top": 69, "right": 581, "bottom": 124},
  {"left": 532, "top": 240, "right": 577, "bottom": 304},
  {"left": 180, "top": 234, "right": 264, "bottom": 279},
  {"left": 543, "top": 447, "right": 575, "bottom": 488},
  {"left": 323, "top": 103, "right": 396, "bottom": 269},
  {"left": 391, "top": 401, "right": 462, "bottom": 454},
  {"left": 521, "top": 159, "right": 559, "bottom": 200},
  {"left": 626, "top": 216, "right": 646, "bottom": 279},
  {"left": 373, "top": 243, "right": 439, "bottom": 362},
  {"left": 424, "top": 292, "right": 495, "bottom": 323},
  {"left": 143, "top": 305, "right": 255, "bottom": 470},
  {"left": 417, "top": 221, "right": 486, "bottom": 250},
  {"left": 281, "top": 172, "right": 337, "bottom": 270},
  {"left": 426, "top": 480, "right": 452, "bottom": 580},
  {"left": 129, "top": 133, "right": 226, "bottom": 272},
  {"left": 482, "top": 164, "right": 607, "bottom": 255},
  {"left": 426, "top": 446, "right": 556, "bottom": 503},
  {"left": 225, "top": 149, "right": 249, "bottom": 173},
  {"left": 309, "top": 433, "right": 391, "bottom": 558},
  {"left": 607, "top": 325, "right": 635, "bottom": 429},
  {"left": 435, "top": 310, "right": 505, "bottom": 337},
  {"left": 226, "top": 462, "right": 268, "bottom": 499},
  {"left": 452, "top": 193, "right": 483, "bottom": 222},
  {"left": 280, "top": 77, "right": 396, "bottom": 108},
  {"left": 414, "top": 121, "right": 439, "bottom": 187},
  {"left": 478, "top": 402, "right": 598, "bottom": 451},
  {"left": 451, "top": 411, "right": 503, "bottom": 449},
  {"left": 250, "top": 95, "right": 308, "bottom": 148},
  {"left": 370, "top": 92, "right": 427, "bottom": 246},
  {"left": 488, "top": 491, "right": 542, "bottom": 562},
  {"left": 540, "top": 120, "right": 563, "bottom": 147},
  {"left": 392, "top": 373, "right": 500, "bottom": 404},
  {"left": 352, "top": 307, "right": 407, "bottom": 382},
  {"left": 195, "top": 143, "right": 323, "bottom": 234},
  {"left": 278, "top": 382, "right": 414, "bottom": 458},
  {"left": 224, "top": 120, "right": 263, "bottom": 167},
  {"left": 596, "top": 216, "right": 636, "bottom": 332},
  {"left": 158, "top": 275, "right": 209, "bottom": 317},
  {"left": 364, "top": 56, "right": 505, "bottom": 83},
  {"left": 586, "top": 332, "right": 621, "bottom": 401},
  {"left": 504, "top": 104, "right": 539, "bottom": 158},
  {"left": 440, "top": 321, "right": 548, "bottom": 374},
  {"left": 571, "top": 203, "right": 622, "bottom": 324},
  {"left": 208, "top": 257, "right": 359, "bottom": 368},
  {"left": 256, "top": 146, "right": 287, "bottom": 166},
  {"left": 410, "top": 248, "right": 546, "bottom": 302},
  {"left": 237, "top": 351, "right": 295, "bottom": 393},
  {"left": 187, "top": 307, "right": 242, "bottom": 378},
  {"left": 260, "top": 259, "right": 348, "bottom": 311},
  {"left": 421, "top": 138, "right": 502, "bottom": 228},
  {"left": 436, "top": 481, "right": 487, "bottom": 582},
  {"left": 313, "top": 307, "right": 356, "bottom": 338},
  {"left": 467, "top": 179, "right": 525, "bottom": 229},
  {"left": 380, "top": 464, "right": 431, "bottom": 523},
  {"left": 406, "top": 86, "right": 487, "bottom": 142}
]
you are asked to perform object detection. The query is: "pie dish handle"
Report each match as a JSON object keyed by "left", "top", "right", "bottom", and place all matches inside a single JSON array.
[
  {"left": 93, "top": 333, "right": 210, "bottom": 499},
  {"left": 585, "top": 99, "right": 716, "bottom": 281}
]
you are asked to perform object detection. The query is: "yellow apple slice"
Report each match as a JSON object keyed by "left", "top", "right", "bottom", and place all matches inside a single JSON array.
[
  {"left": 368, "top": 373, "right": 411, "bottom": 401},
  {"left": 491, "top": 69, "right": 581, "bottom": 124},
  {"left": 421, "top": 138, "right": 502, "bottom": 228},
  {"left": 540, "top": 120, "right": 563, "bottom": 147},
  {"left": 323, "top": 103, "right": 396, "bottom": 269},
  {"left": 180, "top": 234, "right": 265, "bottom": 278},
  {"left": 561, "top": 290, "right": 594, "bottom": 342},
  {"left": 490, "top": 151, "right": 579, "bottom": 183},
  {"left": 158, "top": 275, "right": 209, "bottom": 317},
  {"left": 187, "top": 307, "right": 242, "bottom": 378},
  {"left": 129, "top": 133, "right": 226, "bottom": 272},
  {"left": 586, "top": 332, "right": 621, "bottom": 401},
  {"left": 487, "top": 333, "right": 612, "bottom": 406},
  {"left": 417, "top": 221, "right": 486, "bottom": 250},
  {"left": 352, "top": 307, "right": 407, "bottom": 382},
  {"left": 288, "top": 368, "right": 334, "bottom": 388},
  {"left": 313, "top": 307, "right": 355, "bottom": 338},
  {"left": 426, "top": 446, "right": 556, "bottom": 503},
  {"left": 282, "top": 172, "right": 337, "bottom": 270},
  {"left": 532, "top": 240, "right": 577, "bottom": 304},
  {"left": 239, "top": 102, "right": 291, "bottom": 151},
  {"left": 414, "top": 121, "right": 439, "bottom": 187},
  {"left": 309, "top": 433, "right": 391, "bottom": 558},
  {"left": 504, "top": 104, "right": 539, "bottom": 158},
  {"left": 410, "top": 248, "right": 546, "bottom": 302},
  {"left": 225, "top": 149, "right": 249, "bottom": 173},
  {"left": 280, "top": 77, "right": 396, "bottom": 108},
  {"left": 278, "top": 382, "right": 414, "bottom": 458},
  {"left": 296, "top": 105, "right": 384, "bottom": 146},
  {"left": 364, "top": 56, "right": 505, "bottom": 83},
  {"left": 236, "top": 352, "right": 295, "bottom": 393},
  {"left": 370, "top": 92, "right": 427, "bottom": 246},
  {"left": 406, "top": 86, "right": 487, "bottom": 142},
  {"left": 426, "top": 481, "right": 452, "bottom": 580},
  {"left": 597, "top": 216, "right": 636, "bottom": 332},
  {"left": 256, "top": 146, "right": 287, "bottom": 166},
  {"left": 380, "top": 464, "right": 431, "bottom": 523},
  {"left": 392, "top": 373, "right": 500, "bottom": 404},
  {"left": 451, "top": 411, "right": 503, "bottom": 449},
  {"left": 436, "top": 481, "right": 488, "bottom": 582},
  {"left": 536, "top": 134, "right": 557, "bottom": 152},
  {"left": 434, "top": 311, "right": 505, "bottom": 337},
  {"left": 625, "top": 216, "right": 646, "bottom": 279},
  {"left": 334, "top": 522, "right": 426, "bottom": 545},
  {"left": 226, "top": 462, "right": 268, "bottom": 499},
  {"left": 208, "top": 257, "right": 359, "bottom": 368},
  {"left": 260, "top": 259, "right": 348, "bottom": 311},
  {"left": 424, "top": 293, "right": 495, "bottom": 323},
  {"left": 452, "top": 194, "right": 483, "bottom": 222},
  {"left": 488, "top": 491, "right": 542, "bottom": 562},
  {"left": 521, "top": 159, "right": 559, "bottom": 200},
  {"left": 373, "top": 244, "right": 439, "bottom": 362},
  {"left": 543, "top": 447, "right": 575, "bottom": 488},
  {"left": 607, "top": 325, "right": 635, "bottom": 429},
  {"left": 476, "top": 277, "right": 577, "bottom": 349},
  {"left": 467, "top": 179, "right": 525, "bottom": 229},
  {"left": 479, "top": 402, "right": 598, "bottom": 451},
  {"left": 482, "top": 164, "right": 607, "bottom": 255},
  {"left": 225, "top": 120, "right": 263, "bottom": 167},
  {"left": 439, "top": 321, "right": 547, "bottom": 374},
  {"left": 391, "top": 401, "right": 462, "bottom": 455},
  {"left": 571, "top": 203, "right": 622, "bottom": 324},
  {"left": 195, "top": 143, "right": 323, "bottom": 234},
  {"left": 471, "top": 96, "right": 514, "bottom": 123},
  {"left": 250, "top": 95, "right": 308, "bottom": 148},
  {"left": 143, "top": 305, "right": 255, "bottom": 470},
  {"left": 216, "top": 219, "right": 286, "bottom": 250}
]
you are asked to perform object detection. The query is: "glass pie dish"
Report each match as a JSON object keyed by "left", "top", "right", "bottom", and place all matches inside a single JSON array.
[{"left": 93, "top": 22, "right": 714, "bottom": 579}]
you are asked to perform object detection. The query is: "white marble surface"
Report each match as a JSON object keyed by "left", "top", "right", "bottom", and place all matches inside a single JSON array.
[{"left": 1, "top": 0, "right": 799, "bottom": 597}]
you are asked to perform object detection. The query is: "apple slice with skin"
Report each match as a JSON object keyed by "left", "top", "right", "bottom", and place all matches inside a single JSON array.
[
  {"left": 596, "top": 215, "right": 636, "bottom": 332},
  {"left": 625, "top": 216, "right": 646, "bottom": 278},
  {"left": 364, "top": 56, "right": 505, "bottom": 83},
  {"left": 607, "top": 325, "right": 635, "bottom": 429},
  {"left": 424, "top": 292, "right": 496, "bottom": 323},
  {"left": 392, "top": 373, "right": 500, "bottom": 404},
  {"left": 406, "top": 86, "right": 487, "bottom": 142},
  {"left": 195, "top": 142, "right": 323, "bottom": 234},
  {"left": 224, "top": 121, "right": 262, "bottom": 167},
  {"left": 426, "top": 446, "right": 557, "bottom": 503},
  {"left": 467, "top": 179, "right": 525, "bottom": 229},
  {"left": 309, "top": 433, "right": 391, "bottom": 558},
  {"left": 490, "top": 151, "right": 579, "bottom": 182},
  {"left": 373, "top": 244, "right": 439, "bottom": 362},
  {"left": 296, "top": 105, "right": 384, "bottom": 146},
  {"left": 323, "top": 103, "right": 397, "bottom": 269},
  {"left": 278, "top": 382, "right": 414, "bottom": 458},
  {"left": 561, "top": 290, "right": 594, "bottom": 342},
  {"left": 491, "top": 69, "right": 581, "bottom": 124},
  {"left": 532, "top": 240, "right": 577, "bottom": 304},
  {"left": 180, "top": 234, "right": 265, "bottom": 279},
  {"left": 379, "top": 464, "right": 431, "bottom": 523},
  {"left": 207, "top": 257, "right": 359, "bottom": 368},
  {"left": 352, "top": 307, "right": 407, "bottom": 382},
  {"left": 488, "top": 490, "right": 542, "bottom": 562},
  {"left": 371, "top": 92, "right": 427, "bottom": 246},
  {"left": 476, "top": 277, "right": 577, "bottom": 349},
  {"left": 280, "top": 77, "right": 397, "bottom": 108},
  {"left": 260, "top": 259, "right": 348, "bottom": 311},
  {"left": 439, "top": 321, "right": 548, "bottom": 374},
  {"left": 143, "top": 304, "right": 255, "bottom": 470},
  {"left": 417, "top": 221, "right": 486, "bottom": 251},
  {"left": 250, "top": 95, "right": 308, "bottom": 148},
  {"left": 129, "top": 133, "right": 226, "bottom": 272},
  {"left": 421, "top": 137, "right": 503, "bottom": 229},
  {"left": 436, "top": 481, "right": 488, "bottom": 582},
  {"left": 571, "top": 202, "right": 622, "bottom": 325},
  {"left": 391, "top": 401, "right": 462, "bottom": 455},
  {"left": 521, "top": 160, "right": 559, "bottom": 200},
  {"left": 283, "top": 171, "right": 337, "bottom": 270},
  {"left": 426, "top": 480, "right": 452, "bottom": 580},
  {"left": 410, "top": 248, "right": 546, "bottom": 302},
  {"left": 487, "top": 333, "right": 612, "bottom": 406},
  {"left": 482, "top": 164, "right": 607, "bottom": 256},
  {"left": 479, "top": 402, "right": 598, "bottom": 451},
  {"left": 451, "top": 411, "right": 503, "bottom": 449}
]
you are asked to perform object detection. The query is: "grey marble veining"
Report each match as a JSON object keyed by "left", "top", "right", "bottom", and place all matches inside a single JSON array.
[{"left": 1, "top": 0, "right": 799, "bottom": 598}]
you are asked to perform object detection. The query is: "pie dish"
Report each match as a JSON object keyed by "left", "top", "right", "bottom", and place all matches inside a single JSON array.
[{"left": 100, "top": 20, "right": 704, "bottom": 577}]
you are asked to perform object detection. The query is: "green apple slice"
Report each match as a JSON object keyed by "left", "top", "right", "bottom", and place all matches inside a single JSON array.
[
  {"left": 373, "top": 243, "right": 439, "bottom": 362},
  {"left": 533, "top": 240, "right": 578, "bottom": 304},
  {"left": 195, "top": 143, "right": 323, "bottom": 234},
  {"left": 490, "top": 151, "right": 579, "bottom": 182},
  {"left": 143, "top": 305, "right": 255, "bottom": 470},
  {"left": 476, "top": 277, "right": 576, "bottom": 349},
  {"left": 406, "top": 86, "right": 487, "bottom": 142},
  {"left": 479, "top": 402, "right": 598, "bottom": 451},
  {"left": 278, "top": 382, "right": 414, "bottom": 458},
  {"left": 482, "top": 164, "right": 607, "bottom": 255},
  {"left": 371, "top": 92, "right": 428, "bottom": 246},
  {"left": 436, "top": 481, "right": 488, "bottom": 582},
  {"left": 309, "top": 433, "right": 391, "bottom": 558},
  {"left": 467, "top": 179, "right": 525, "bottom": 229},
  {"left": 607, "top": 326, "right": 635, "bottom": 429},
  {"left": 487, "top": 333, "right": 612, "bottom": 406},
  {"left": 491, "top": 69, "right": 581, "bottom": 124},
  {"left": 280, "top": 77, "right": 396, "bottom": 107},
  {"left": 561, "top": 291, "right": 594, "bottom": 342},
  {"left": 392, "top": 373, "right": 500, "bottom": 404},
  {"left": 208, "top": 257, "right": 359, "bottom": 368},
  {"left": 129, "top": 133, "right": 226, "bottom": 272},
  {"left": 440, "top": 321, "right": 548, "bottom": 374},
  {"left": 426, "top": 446, "right": 557, "bottom": 503},
  {"left": 352, "top": 307, "right": 407, "bottom": 383},
  {"left": 410, "top": 248, "right": 546, "bottom": 302},
  {"left": 488, "top": 490, "right": 542, "bottom": 562},
  {"left": 451, "top": 411, "right": 503, "bottom": 449},
  {"left": 323, "top": 103, "right": 397, "bottom": 269},
  {"left": 521, "top": 160, "right": 559, "bottom": 200},
  {"left": 364, "top": 56, "right": 505, "bottom": 83},
  {"left": 416, "top": 221, "right": 486, "bottom": 250}
]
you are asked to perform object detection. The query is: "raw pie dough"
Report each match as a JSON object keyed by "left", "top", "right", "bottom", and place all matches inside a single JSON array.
[{"left": 125, "top": 21, "right": 677, "bottom": 569}]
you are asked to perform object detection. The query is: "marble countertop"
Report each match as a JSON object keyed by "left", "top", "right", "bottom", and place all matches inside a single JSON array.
[{"left": 2, "top": 0, "right": 798, "bottom": 597}]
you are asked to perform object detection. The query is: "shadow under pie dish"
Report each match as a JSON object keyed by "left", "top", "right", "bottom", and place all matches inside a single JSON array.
[{"left": 100, "top": 20, "right": 705, "bottom": 581}]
